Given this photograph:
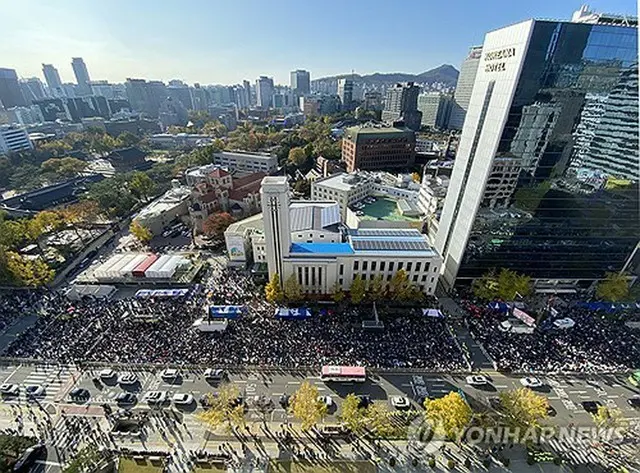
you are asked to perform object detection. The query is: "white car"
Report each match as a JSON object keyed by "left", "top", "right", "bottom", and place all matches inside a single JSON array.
[
  {"left": 466, "top": 375, "right": 490, "bottom": 386},
  {"left": 390, "top": 396, "right": 410, "bottom": 409},
  {"left": 117, "top": 373, "right": 138, "bottom": 385},
  {"left": 161, "top": 369, "right": 180, "bottom": 380},
  {"left": 99, "top": 369, "right": 116, "bottom": 379},
  {"left": 143, "top": 391, "right": 167, "bottom": 404},
  {"left": 520, "top": 377, "right": 543, "bottom": 388},
  {"left": 204, "top": 368, "right": 226, "bottom": 381},
  {"left": 0, "top": 384, "right": 19, "bottom": 395},
  {"left": 318, "top": 395, "right": 333, "bottom": 407},
  {"left": 172, "top": 393, "right": 194, "bottom": 405}
]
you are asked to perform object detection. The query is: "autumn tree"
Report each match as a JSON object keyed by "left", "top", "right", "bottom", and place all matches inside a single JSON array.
[
  {"left": 203, "top": 212, "right": 235, "bottom": 239},
  {"left": 424, "top": 392, "right": 472, "bottom": 441},
  {"left": 41, "top": 157, "right": 87, "bottom": 179},
  {"left": 596, "top": 272, "right": 630, "bottom": 302},
  {"left": 6, "top": 251, "right": 54, "bottom": 287},
  {"left": 472, "top": 268, "right": 532, "bottom": 301},
  {"left": 350, "top": 275, "right": 366, "bottom": 304},
  {"left": 265, "top": 273, "right": 284, "bottom": 303},
  {"left": 288, "top": 381, "right": 327, "bottom": 431},
  {"left": 129, "top": 171, "right": 155, "bottom": 202},
  {"left": 129, "top": 220, "right": 153, "bottom": 244},
  {"left": 331, "top": 281, "right": 345, "bottom": 303},
  {"left": 288, "top": 147, "right": 307, "bottom": 167},
  {"left": 591, "top": 405, "right": 629, "bottom": 432},
  {"left": 196, "top": 384, "right": 245, "bottom": 432},
  {"left": 283, "top": 274, "right": 303, "bottom": 302},
  {"left": 340, "top": 394, "right": 369, "bottom": 434},
  {"left": 368, "top": 274, "right": 386, "bottom": 302},
  {"left": 366, "top": 402, "right": 396, "bottom": 437},
  {"left": 499, "top": 388, "right": 549, "bottom": 435},
  {"left": 389, "top": 270, "right": 413, "bottom": 302}
]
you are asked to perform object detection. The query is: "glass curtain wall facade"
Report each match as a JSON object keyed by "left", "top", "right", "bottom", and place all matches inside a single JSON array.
[{"left": 437, "top": 20, "right": 639, "bottom": 286}]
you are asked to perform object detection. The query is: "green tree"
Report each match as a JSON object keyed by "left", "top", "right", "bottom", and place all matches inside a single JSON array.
[
  {"left": 41, "top": 157, "right": 87, "bottom": 178},
  {"left": 116, "top": 131, "right": 141, "bottom": 148},
  {"left": 473, "top": 268, "right": 531, "bottom": 301},
  {"left": 331, "top": 281, "right": 345, "bottom": 303},
  {"left": 129, "top": 171, "right": 155, "bottom": 202},
  {"left": 424, "top": 392, "right": 472, "bottom": 441},
  {"left": 350, "top": 275, "right": 366, "bottom": 304},
  {"left": 196, "top": 384, "right": 246, "bottom": 432},
  {"left": 87, "top": 176, "right": 138, "bottom": 218},
  {"left": 202, "top": 212, "right": 235, "bottom": 239},
  {"left": 288, "top": 147, "right": 307, "bottom": 167},
  {"left": 129, "top": 220, "right": 153, "bottom": 244},
  {"left": 472, "top": 269, "right": 500, "bottom": 300},
  {"left": 340, "top": 394, "right": 368, "bottom": 434},
  {"left": 368, "top": 274, "right": 386, "bottom": 302},
  {"left": 288, "top": 381, "right": 327, "bottom": 431},
  {"left": 499, "top": 388, "right": 549, "bottom": 436},
  {"left": 38, "top": 139, "right": 72, "bottom": 157},
  {"left": 367, "top": 402, "right": 396, "bottom": 437},
  {"left": 265, "top": 273, "right": 284, "bottom": 303},
  {"left": 6, "top": 251, "right": 54, "bottom": 287},
  {"left": 596, "top": 272, "right": 630, "bottom": 302},
  {"left": 283, "top": 274, "right": 303, "bottom": 302}
]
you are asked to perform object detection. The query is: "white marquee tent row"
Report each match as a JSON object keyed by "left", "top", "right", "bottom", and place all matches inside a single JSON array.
[{"left": 93, "top": 253, "right": 189, "bottom": 281}]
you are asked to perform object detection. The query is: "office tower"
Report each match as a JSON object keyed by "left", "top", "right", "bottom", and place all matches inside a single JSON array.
[
  {"left": 242, "top": 80, "right": 252, "bottom": 106},
  {"left": 256, "top": 76, "right": 274, "bottom": 109},
  {"left": 191, "top": 84, "right": 209, "bottom": 111},
  {"left": 61, "top": 83, "right": 77, "bottom": 98},
  {"left": 363, "top": 91, "right": 383, "bottom": 111},
  {"left": 125, "top": 78, "right": 166, "bottom": 117},
  {"left": 418, "top": 92, "right": 453, "bottom": 129},
  {"left": 20, "top": 78, "right": 47, "bottom": 103},
  {"left": 435, "top": 13, "right": 639, "bottom": 288},
  {"left": 381, "top": 82, "right": 422, "bottom": 131},
  {"left": 0, "top": 124, "right": 33, "bottom": 154},
  {"left": 448, "top": 46, "right": 482, "bottom": 130},
  {"left": 167, "top": 83, "right": 194, "bottom": 110},
  {"left": 337, "top": 78, "right": 354, "bottom": 111},
  {"left": 159, "top": 96, "right": 188, "bottom": 130},
  {"left": 71, "top": 57, "right": 92, "bottom": 96},
  {"left": 290, "top": 70, "right": 311, "bottom": 95},
  {"left": 341, "top": 126, "right": 415, "bottom": 172},
  {"left": 0, "top": 68, "right": 26, "bottom": 108},
  {"left": 42, "top": 64, "right": 64, "bottom": 97},
  {"left": 261, "top": 176, "right": 292, "bottom": 281}
]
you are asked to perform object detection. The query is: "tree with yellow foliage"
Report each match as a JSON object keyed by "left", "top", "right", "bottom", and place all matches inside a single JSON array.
[
  {"left": 196, "top": 384, "right": 245, "bottom": 433},
  {"left": 265, "top": 273, "right": 284, "bottom": 303},
  {"left": 499, "top": 388, "right": 549, "bottom": 434},
  {"left": 591, "top": 405, "right": 628, "bottom": 432},
  {"left": 340, "top": 394, "right": 369, "bottom": 434},
  {"left": 424, "top": 392, "right": 472, "bottom": 441},
  {"left": 288, "top": 381, "right": 327, "bottom": 431},
  {"left": 129, "top": 220, "right": 153, "bottom": 244}
]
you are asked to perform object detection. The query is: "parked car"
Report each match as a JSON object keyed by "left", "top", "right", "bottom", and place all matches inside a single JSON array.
[
  {"left": 172, "top": 393, "right": 194, "bottom": 405},
  {"left": 25, "top": 385, "right": 45, "bottom": 398},
  {"left": 143, "top": 391, "right": 167, "bottom": 404},
  {"left": 0, "top": 384, "right": 19, "bottom": 396},
  {"left": 70, "top": 388, "right": 90, "bottom": 401},
  {"left": 99, "top": 369, "right": 116, "bottom": 379},
  {"left": 204, "top": 368, "right": 226, "bottom": 381},
  {"left": 115, "top": 393, "right": 137, "bottom": 405},
  {"left": 390, "top": 396, "right": 410, "bottom": 409},
  {"left": 466, "top": 375, "right": 490, "bottom": 386},
  {"left": 520, "top": 377, "right": 543, "bottom": 388}
]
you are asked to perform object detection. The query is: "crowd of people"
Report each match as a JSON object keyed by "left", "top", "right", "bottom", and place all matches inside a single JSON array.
[
  {"left": 1, "top": 264, "right": 639, "bottom": 374},
  {"left": 464, "top": 300, "right": 640, "bottom": 373},
  {"left": 3, "top": 269, "right": 466, "bottom": 370}
]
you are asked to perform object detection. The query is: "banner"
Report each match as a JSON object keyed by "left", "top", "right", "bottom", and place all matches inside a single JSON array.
[{"left": 513, "top": 307, "right": 535, "bottom": 326}]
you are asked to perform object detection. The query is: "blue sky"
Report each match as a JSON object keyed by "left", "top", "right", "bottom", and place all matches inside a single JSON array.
[{"left": 1, "top": 0, "right": 636, "bottom": 85}]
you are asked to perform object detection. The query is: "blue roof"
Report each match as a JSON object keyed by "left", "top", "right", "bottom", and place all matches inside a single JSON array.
[{"left": 290, "top": 243, "right": 354, "bottom": 255}]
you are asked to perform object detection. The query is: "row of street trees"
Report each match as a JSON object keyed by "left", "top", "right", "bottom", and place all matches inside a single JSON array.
[
  {"left": 473, "top": 267, "right": 633, "bottom": 303},
  {"left": 264, "top": 269, "right": 424, "bottom": 305}
]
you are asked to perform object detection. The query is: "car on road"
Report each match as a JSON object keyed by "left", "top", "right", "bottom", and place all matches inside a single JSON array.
[
  {"left": 627, "top": 397, "right": 640, "bottom": 409},
  {"left": 466, "top": 375, "right": 490, "bottom": 386},
  {"left": 70, "top": 388, "right": 90, "bottom": 401},
  {"left": 13, "top": 443, "right": 45, "bottom": 472},
  {"left": 520, "top": 377, "right": 543, "bottom": 388},
  {"left": 390, "top": 396, "right": 410, "bottom": 409},
  {"left": 115, "top": 393, "right": 137, "bottom": 405},
  {"left": 172, "top": 393, "right": 194, "bottom": 405},
  {"left": 356, "top": 395, "right": 371, "bottom": 408},
  {"left": 25, "top": 385, "right": 45, "bottom": 398},
  {"left": 143, "top": 391, "right": 167, "bottom": 405},
  {"left": 279, "top": 394, "right": 290, "bottom": 408},
  {"left": 0, "top": 384, "right": 19, "bottom": 396},
  {"left": 582, "top": 400, "right": 603, "bottom": 414},
  {"left": 320, "top": 424, "right": 349, "bottom": 437},
  {"left": 99, "top": 369, "right": 116, "bottom": 379},
  {"left": 318, "top": 395, "right": 333, "bottom": 407},
  {"left": 204, "top": 368, "right": 226, "bottom": 381},
  {"left": 161, "top": 369, "right": 180, "bottom": 380},
  {"left": 117, "top": 373, "right": 138, "bottom": 385}
]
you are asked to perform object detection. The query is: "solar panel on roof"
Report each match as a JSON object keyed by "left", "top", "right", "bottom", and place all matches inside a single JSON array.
[{"left": 351, "top": 239, "right": 431, "bottom": 251}]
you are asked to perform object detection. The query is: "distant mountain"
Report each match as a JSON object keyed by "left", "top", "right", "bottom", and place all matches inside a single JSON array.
[{"left": 312, "top": 64, "right": 459, "bottom": 89}]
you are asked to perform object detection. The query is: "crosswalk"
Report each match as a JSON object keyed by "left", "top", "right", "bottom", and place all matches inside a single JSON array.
[
  {"left": 545, "top": 436, "right": 639, "bottom": 470},
  {"left": 1, "top": 365, "right": 74, "bottom": 405}
]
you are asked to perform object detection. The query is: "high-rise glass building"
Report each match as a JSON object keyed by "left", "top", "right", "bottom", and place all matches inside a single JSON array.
[
  {"left": 42, "top": 64, "right": 64, "bottom": 97},
  {"left": 290, "top": 70, "right": 310, "bottom": 96},
  {"left": 71, "top": 58, "right": 92, "bottom": 96},
  {"left": 435, "top": 15, "right": 639, "bottom": 289},
  {"left": 0, "top": 68, "right": 26, "bottom": 108},
  {"left": 448, "top": 46, "right": 482, "bottom": 130}
]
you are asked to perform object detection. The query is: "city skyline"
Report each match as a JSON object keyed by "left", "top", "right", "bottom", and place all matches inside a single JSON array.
[{"left": 1, "top": 0, "right": 636, "bottom": 86}]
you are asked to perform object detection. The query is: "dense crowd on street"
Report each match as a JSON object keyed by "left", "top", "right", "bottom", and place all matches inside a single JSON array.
[
  {"left": 0, "top": 265, "right": 638, "bottom": 373},
  {"left": 464, "top": 300, "right": 640, "bottom": 373},
  {"left": 2, "top": 268, "right": 466, "bottom": 370}
]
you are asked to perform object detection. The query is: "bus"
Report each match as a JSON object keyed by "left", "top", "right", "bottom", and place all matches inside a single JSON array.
[
  {"left": 321, "top": 365, "right": 366, "bottom": 382},
  {"left": 628, "top": 371, "right": 640, "bottom": 387}
]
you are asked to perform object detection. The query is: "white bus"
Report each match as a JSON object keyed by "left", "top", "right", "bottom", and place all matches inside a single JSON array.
[{"left": 320, "top": 365, "right": 366, "bottom": 382}]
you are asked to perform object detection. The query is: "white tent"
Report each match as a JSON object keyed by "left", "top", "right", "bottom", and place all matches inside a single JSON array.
[
  {"left": 93, "top": 254, "right": 127, "bottom": 280},
  {"left": 105, "top": 254, "right": 138, "bottom": 279},
  {"left": 144, "top": 255, "right": 172, "bottom": 279},
  {"left": 118, "top": 254, "right": 147, "bottom": 277},
  {"left": 145, "top": 255, "right": 187, "bottom": 279}
]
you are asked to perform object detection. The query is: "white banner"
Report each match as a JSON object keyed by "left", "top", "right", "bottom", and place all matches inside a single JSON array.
[{"left": 513, "top": 307, "right": 535, "bottom": 326}]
